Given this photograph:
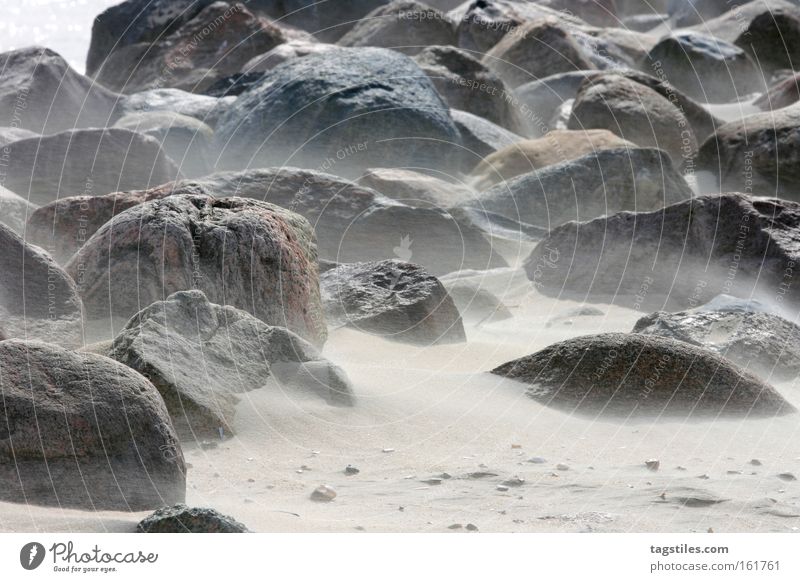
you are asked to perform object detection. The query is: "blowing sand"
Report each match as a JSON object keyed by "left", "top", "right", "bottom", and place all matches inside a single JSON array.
[{"left": 3, "top": 263, "right": 799, "bottom": 534}]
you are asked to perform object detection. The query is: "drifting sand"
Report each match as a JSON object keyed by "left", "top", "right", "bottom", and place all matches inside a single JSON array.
[{"left": 2, "top": 262, "right": 799, "bottom": 534}]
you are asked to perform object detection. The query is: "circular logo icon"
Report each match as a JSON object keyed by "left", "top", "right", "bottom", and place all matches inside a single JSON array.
[{"left": 20, "top": 542, "right": 45, "bottom": 570}]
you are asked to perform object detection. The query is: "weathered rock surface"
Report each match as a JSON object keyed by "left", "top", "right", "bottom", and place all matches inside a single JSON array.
[
  {"left": 633, "top": 297, "right": 800, "bottom": 381},
  {"left": 755, "top": 73, "right": 800, "bottom": 111},
  {"left": 0, "top": 128, "right": 180, "bottom": 206},
  {"left": 66, "top": 195, "right": 326, "bottom": 346},
  {"left": 0, "top": 340, "right": 186, "bottom": 510},
  {"left": 321, "top": 260, "right": 466, "bottom": 345},
  {"left": 492, "top": 333, "right": 794, "bottom": 417},
  {"left": 465, "top": 148, "right": 693, "bottom": 228},
  {"left": 338, "top": 1, "right": 457, "bottom": 54},
  {"left": 214, "top": 47, "right": 461, "bottom": 175},
  {"left": 358, "top": 167, "right": 475, "bottom": 208},
  {"left": 267, "top": 0, "right": 394, "bottom": 42},
  {"left": 241, "top": 39, "right": 338, "bottom": 73},
  {"left": 0, "top": 185, "right": 37, "bottom": 235},
  {"left": 0, "top": 47, "right": 120, "bottom": 134},
  {"left": 524, "top": 194, "right": 800, "bottom": 310},
  {"left": 137, "top": 504, "right": 249, "bottom": 533},
  {"left": 0, "top": 223, "right": 83, "bottom": 346},
  {"left": 469, "top": 129, "right": 636, "bottom": 190},
  {"left": 568, "top": 73, "right": 698, "bottom": 167},
  {"left": 108, "top": 291, "right": 353, "bottom": 436},
  {"left": 94, "top": 2, "right": 288, "bottom": 94}
]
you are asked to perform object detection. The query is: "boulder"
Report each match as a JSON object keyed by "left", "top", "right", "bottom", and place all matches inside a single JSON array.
[
  {"left": 755, "top": 73, "right": 800, "bottom": 111},
  {"left": 568, "top": 73, "right": 698, "bottom": 167},
  {"left": 523, "top": 194, "right": 800, "bottom": 310},
  {"left": 108, "top": 291, "right": 353, "bottom": 437},
  {"left": 0, "top": 47, "right": 120, "bottom": 135},
  {"left": 452, "top": 109, "right": 523, "bottom": 164},
  {"left": 338, "top": 1, "right": 457, "bottom": 54},
  {"left": 464, "top": 147, "right": 693, "bottom": 228},
  {"left": 321, "top": 260, "right": 466, "bottom": 345},
  {"left": 469, "top": 129, "right": 636, "bottom": 190},
  {"left": 31, "top": 168, "right": 506, "bottom": 275},
  {"left": 137, "top": 505, "right": 249, "bottom": 533},
  {"left": 113, "top": 111, "right": 214, "bottom": 177},
  {"left": 414, "top": 45, "right": 524, "bottom": 133},
  {"left": 66, "top": 195, "right": 326, "bottom": 345},
  {"left": 0, "top": 340, "right": 185, "bottom": 510},
  {"left": 241, "top": 39, "right": 338, "bottom": 73},
  {"left": 269, "top": 0, "right": 394, "bottom": 42},
  {"left": 492, "top": 332, "right": 794, "bottom": 416},
  {"left": 117, "top": 89, "right": 234, "bottom": 127},
  {"left": 698, "top": 105, "right": 800, "bottom": 198},
  {"left": 358, "top": 168, "right": 475, "bottom": 208},
  {"left": 633, "top": 297, "right": 800, "bottom": 381},
  {"left": 735, "top": 6, "right": 800, "bottom": 74},
  {"left": 0, "top": 223, "right": 83, "bottom": 346},
  {"left": 644, "top": 31, "right": 764, "bottom": 103},
  {"left": 93, "top": 2, "right": 289, "bottom": 94},
  {"left": 0, "top": 128, "right": 181, "bottom": 206},
  {"left": 0, "top": 185, "right": 37, "bottom": 235},
  {"left": 689, "top": 0, "right": 799, "bottom": 44},
  {"left": 213, "top": 47, "right": 461, "bottom": 175},
  {"left": 514, "top": 71, "right": 596, "bottom": 137}
]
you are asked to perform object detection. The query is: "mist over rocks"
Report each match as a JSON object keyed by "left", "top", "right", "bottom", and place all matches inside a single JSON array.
[
  {"left": 492, "top": 333, "right": 794, "bottom": 417},
  {"left": 108, "top": 290, "right": 353, "bottom": 437},
  {"left": 0, "top": 128, "right": 181, "bottom": 206},
  {"left": 0, "top": 340, "right": 186, "bottom": 510},
  {"left": 451, "top": 109, "right": 524, "bottom": 163},
  {"left": 524, "top": 194, "right": 800, "bottom": 310},
  {"left": 66, "top": 194, "right": 327, "bottom": 346},
  {"left": 0, "top": 223, "right": 83, "bottom": 347},
  {"left": 0, "top": 185, "right": 37, "bottom": 235},
  {"left": 464, "top": 147, "right": 693, "bottom": 229},
  {"left": 116, "top": 89, "right": 234, "bottom": 127},
  {"left": 321, "top": 260, "right": 466, "bottom": 345},
  {"left": 213, "top": 47, "right": 462, "bottom": 175},
  {"left": 358, "top": 167, "right": 476, "bottom": 208},
  {"left": 0, "top": 47, "right": 120, "bottom": 135},
  {"left": 633, "top": 301, "right": 800, "bottom": 382}
]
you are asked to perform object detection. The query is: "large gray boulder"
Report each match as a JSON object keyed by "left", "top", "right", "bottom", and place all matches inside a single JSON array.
[
  {"left": 213, "top": 47, "right": 462, "bottom": 175},
  {"left": 0, "top": 128, "right": 181, "bottom": 206},
  {"left": 0, "top": 47, "right": 120, "bottom": 134},
  {"left": 321, "top": 260, "right": 466, "bottom": 345},
  {"left": 492, "top": 333, "right": 794, "bottom": 417},
  {"left": 0, "top": 223, "right": 83, "bottom": 346},
  {"left": 464, "top": 148, "right": 693, "bottom": 229},
  {"left": 633, "top": 297, "right": 800, "bottom": 382},
  {"left": 108, "top": 291, "right": 353, "bottom": 437},
  {"left": 735, "top": 6, "right": 800, "bottom": 74},
  {"left": 66, "top": 195, "right": 327, "bottom": 346},
  {"left": 0, "top": 340, "right": 185, "bottom": 510},
  {"left": 523, "top": 194, "right": 800, "bottom": 310}
]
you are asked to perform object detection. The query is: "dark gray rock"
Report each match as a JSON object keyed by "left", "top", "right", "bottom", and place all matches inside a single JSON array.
[
  {"left": 321, "top": 260, "right": 466, "bottom": 345},
  {"left": 270, "top": 0, "right": 394, "bottom": 42},
  {"left": 214, "top": 47, "right": 461, "bottom": 175},
  {"left": 644, "top": 31, "right": 764, "bottom": 103},
  {"left": 464, "top": 148, "right": 693, "bottom": 228},
  {"left": 492, "top": 332, "right": 794, "bottom": 417},
  {"left": 735, "top": 6, "right": 800, "bottom": 74},
  {"left": 137, "top": 504, "right": 249, "bottom": 533},
  {"left": 108, "top": 290, "right": 353, "bottom": 437},
  {"left": 0, "top": 128, "right": 181, "bottom": 206},
  {"left": 0, "top": 223, "right": 83, "bottom": 346},
  {"left": 524, "top": 194, "right": 800, "bottom": 310},
  {"left": 0, "top": 340, "right": 185, "bottom": 510},
  {"left": 633, "top": 296, "right": 800, "bottom": 381},
  {"left": 338, "top": 1, "right": 457, "bottom": 54},
  {"left": 66, "top": 195, "right": 327, "bottom": 346},
  {"left": 0, "top": 47, "right": 120, "bottom": 134}
]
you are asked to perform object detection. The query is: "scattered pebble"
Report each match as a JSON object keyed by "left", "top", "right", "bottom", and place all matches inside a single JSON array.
[
  {"left": 778, "top": 472, "right": 797, "bottom": 482},
  {"left": 466, "top": 471, "right": 498, "bottom": 479},
  {"left": 448, "top": 523, "right": 462, "bottom": 530},
  {"left": 421, "top": 478, "right": 443, "bottom": 485},
  {"left": 726, "top": 470, "right": 742, "bottom": 475},
  {"left": 676, "top": 466, "right": 687, "bottom": 471},
  {"left": 496, "top": 485, "right": 509, "bottom": 492},
  {"left": 501, "top": 476, "right": 525, "bottom": 487},
  {"left": 707, "top": 527, "right": 714, "bottom": 533},
  {"left": 344, "top": 465, "right": 360, "bottom": 476},
  {"left": 527, "top": 457, "right": 547, "bottom": 464},
  {"left": 511, "top": 444, "right": 522, "bottom": 449},
  {"left": 247, "top": 478, "right": 255, "bottom": 483},
  {"left": 556, "top": 463, "right": 570, "bottom": 471},
  {"left": 645, "top": 459, "right": 660, "bottom": 471},
  {"left": 750, "top": 459, "right": 763, "bottom": 466},
  {"left": 382, "top": 448, "right": 395, "bottom": 453},
  {"left": 466, "top": 523, "right": 479, "bottom": 531},
  {"left": 698, "top": 474, "right": 710, "bottom": 480},
  {"left": 310, "top": 485, "right": 337, "bottom": 502}
]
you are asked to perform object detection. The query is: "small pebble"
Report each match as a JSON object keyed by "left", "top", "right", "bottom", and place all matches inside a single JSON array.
[
  {"left": 247, "top": 478, "right": 255, "bottom": 483},
  {"left": 556, "top": 463, "right": 570, "bottom": 471},
  {"left": 496, "top": 485, "right": 509, "bottom": 492},
  {"left": 727, "top": 470, "right": 742, "bottom": 475},
  {"left": 698, "top": 474, "right": 710, "bottom": 480},
  {"left": 382, "top": 448, "right": 395, "bottom": 453},
  {"left": 750, "top": 459, "right": 763, "bottom": 466},
  {"left": 344, "top": 465, "right": 360, "bottom": 476},
  {"left": 511, "top": 444, "right": 522, "bottom": 449},
  {"left": 448, "top": 523, "right": 462, "bottom": 530},
  {"left": 421, "top": 478, "right": 443, "bottom": 485},
  {"left": 528, "top": 457, "right": 547, "bottom": 464},
  {"left": 778, "top": 472, "right": 797, "bottom": 482},
  {"left": 310, "top": 485, "right": 337, "bottom": 502},
  {"left": 645, "top": 459, "right": 660, "bottom": 471},
  {"left": 501, "top": 476, "right": 525, "bottom": 487},
  {"left": 466, "top": 523, "right": 478, "bottom": 531}
]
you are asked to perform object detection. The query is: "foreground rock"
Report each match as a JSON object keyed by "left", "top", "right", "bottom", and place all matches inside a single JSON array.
[
  {"left": 0, "top": 47, "right": 119, "bottom": 134},
  {"left": 0, "top": 340, "right": 185, "bottom": 510},
  {"left": 0, "top": 224, "right": 82, "bottom": 346},
  {"left": 108, "top": 291, "right": 353, "bottom": 437},
  {"left": 492, "top": 333, "right": 793, "bottom": 417},
  {"left": 66, "top": 195, "right": 326, "bottom": 345},
  {"left": 214, "top": 47, "right": 461, "bottom": 174},
  {"left": 137, "top": 504, "right": 249, "bottom": 533},
  {"left": 0, "top": 128, "right": 180, "bottom": 206},
  {"left": 633, "top": 297, "right": 800, "bottom": 382},
  {"left": 524, "top": 194, "right": 800, "bottom": 310},
  {"left": 469, "top": 130, "right": 636, "bottom": 190},
  {"left": 464, "top": 148, "right": 692, "bottom": 228},
  {"left": 33, "top": 168, "right": 505, "bottom": 274},
  {"left": 321, "top": 260, "right": 466, "bottom": 345},
  {"left": 698, "top": 105, "right": 800, "bottom": 198}
]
